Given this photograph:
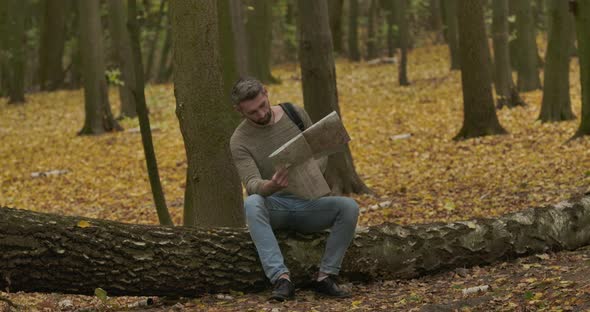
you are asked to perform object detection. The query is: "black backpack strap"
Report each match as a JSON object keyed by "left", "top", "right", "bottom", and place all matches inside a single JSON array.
[{"left": 279, "top": 102, "right": 305, "bottom": 132}]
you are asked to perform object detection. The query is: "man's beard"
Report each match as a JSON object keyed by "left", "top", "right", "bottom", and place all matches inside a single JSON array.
[{"left": 252, "top": 110, "right": 272, "bottom": 125}]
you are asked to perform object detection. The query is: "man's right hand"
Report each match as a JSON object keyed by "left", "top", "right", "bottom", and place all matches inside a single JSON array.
[{"left": 262, "top": 167, "right": 289, "bottom": 195}]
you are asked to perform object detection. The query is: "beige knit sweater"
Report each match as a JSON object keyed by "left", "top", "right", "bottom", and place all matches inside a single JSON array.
[{"left": 230, "top": 104, "right": 326, "bottom": 196}]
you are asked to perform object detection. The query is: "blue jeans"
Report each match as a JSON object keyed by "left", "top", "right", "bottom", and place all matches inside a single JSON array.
[{"left": 244, "top": 193, "right": 359, "bottom": 284}]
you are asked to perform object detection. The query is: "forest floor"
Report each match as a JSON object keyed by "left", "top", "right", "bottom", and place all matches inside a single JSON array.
[{"left": 1, "top": 43, "right": 590, "bottom": 311}]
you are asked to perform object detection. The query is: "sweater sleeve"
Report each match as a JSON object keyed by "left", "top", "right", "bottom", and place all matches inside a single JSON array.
[{"left": 230, "top": 141, "right": 271, "bottom": 196}]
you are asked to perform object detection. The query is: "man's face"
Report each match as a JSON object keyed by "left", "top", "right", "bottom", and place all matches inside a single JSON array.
[{"left": 236, "top": 91, "right": 272, "bottom": 125}]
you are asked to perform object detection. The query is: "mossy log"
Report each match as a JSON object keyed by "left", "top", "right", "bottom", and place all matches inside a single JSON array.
[{"left": 1, "top": 195, "right": 589, "bottom": 296}]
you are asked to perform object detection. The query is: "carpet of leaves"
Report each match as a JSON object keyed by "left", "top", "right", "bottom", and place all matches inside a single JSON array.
[{"left": 1, "top": 43, "right": 589, "bottom": 311}]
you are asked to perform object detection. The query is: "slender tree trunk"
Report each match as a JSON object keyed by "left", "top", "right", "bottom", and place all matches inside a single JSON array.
[
  {"left": 386, "top": 2, "right": 396, "bottom": 58},
  {"left": 127, "top": 0, "right": 173, "bottom": 226},
  {"left": 108, "top": 0, "right": 138, "bottom": 119},
  {"left": 515, "top": 0, "right": 542, "bottom": 91},
  {"left": 2, "top": 195, "right": 589, "bottom": 296},
  {"left": 218, "top": 0, "right": 239, "bottom": 98},
  {"left": 245, "top": 0, "right": 277, "bottom": 83},
  {"left": 429, "top": 0, "right": 444, "bottom": 43},
  {"left": 444, "top": 0, "right": 460, "bottom": 70},
  {"left": 144, "top": 0, "right": 166, "bottom": 82},
  {"left": 572, "top": 0, "right": 590, "bottom": 139},
  {"left": 38, "top": 0, "right": 66, "bottom": 91},
  {"left": 454, "top": 0, "right": 507, "bottom": 140},
  {"left": 348, "top": 0, "right": 361, "bottom": 61},
  {"left": 539, "top": 0, "right": 575, "bottom": 122},
  {"left": 171, "top": 0, "right": 244, "bottom": 228},
  {"left": 4, "top": 0, "right": 26, "bottom": 104},
  {"left": 229, "top": 0, "right": 248, "bottom": 77},
  {"left": 366, "top": 0, "right": 378, "bottom": 60},
  {"left": 492, "top": 0, "right": 525, "bottom": 109},
  {"left": 155, "top": 16, "right": 172, "bottom": 83},
  {"left": 65, "top": 0, "right": 82, "bottom": 90},
  {"left": 395, "top": 0, "right": 410, "bottom": 86},
  {"left": 297, "top": 0, "right": 371, "bottom": 195},
  {"left": 328, "top": 0, "right": 344, "bottom": 54},
  {"left": 77, "top": 0, "right": 122, "bottom": 135}
]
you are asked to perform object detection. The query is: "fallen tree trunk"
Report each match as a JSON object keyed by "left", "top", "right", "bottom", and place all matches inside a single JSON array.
[{"left": 1, "top": 195, "right": 589, "bottom": 296}]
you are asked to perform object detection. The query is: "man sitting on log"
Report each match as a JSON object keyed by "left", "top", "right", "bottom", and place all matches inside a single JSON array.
[{"left": 229, "top": 77, "right": 359, "bottom": 301}]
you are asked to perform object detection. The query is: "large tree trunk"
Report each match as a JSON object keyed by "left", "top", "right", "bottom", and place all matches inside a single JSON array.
[
  {"left": 514, "top": 0, "right": 542, "bottom": 91},
  {"left": 538, "top": 0, "right": 575, "bottom": 123},
  {"left": 348, "top": 0, "right": 361, "bottom": 61},
  {"left": 245, "top": 0, "right": 277, "bottom": 83},
  {"left": 395, "top": 0, "right": 410, "bottom": 86},
  {"left": 38, "top": 0, "right": 66, "bottom": 91},
  {"left": 77, "top": 0, "right": 122, "bottom": 135},
  {"left": 454, "top": 0, "right": 507, "bottom": 140},
  {"left": 4, "top": 0, "right": 26, "bottom": 104},
  {"left": 107, "top": 0, "right": 138, "bottom": 119},
  {"left": 492, "top": 0, "right": 525, "bottom": 109},
  {"left": 328, "top": 0, "right": 344, "bottom": 54},
  {"left": 572, "top": 0, "right": 590, "bottom": 139},
  {"left": 170, "top": 0, "right": 244, "bottom": 228},
  {"left": 1, "top": 195, "right": 589, "bottom": 296},
  {"left": 297, "top": 0, "right": 371, "bottom": 196},
  {"left": 443, "top": 0, "right": 460, "bottom": 70}
]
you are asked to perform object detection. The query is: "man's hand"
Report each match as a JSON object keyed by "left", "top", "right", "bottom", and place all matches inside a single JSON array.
[{"left": 262, "top": 167, "right": 289, "bottom": 195}]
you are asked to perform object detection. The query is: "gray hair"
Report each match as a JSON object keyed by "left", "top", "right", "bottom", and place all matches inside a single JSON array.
[{"left": 231, "top": 77, "right": 265, "bottom": 106}]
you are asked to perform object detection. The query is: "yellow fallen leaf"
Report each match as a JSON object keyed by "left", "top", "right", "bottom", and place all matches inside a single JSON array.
[{"left": 77, "top": 220, "right": 92, "bottom": 228}]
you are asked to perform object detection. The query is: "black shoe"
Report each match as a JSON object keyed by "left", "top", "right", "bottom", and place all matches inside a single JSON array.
[
  {"left": 314, "top": 276, "right": 352, "bottom": 298},
  {"left": 269, "top": 278, "right": 295, "bottom": 301}
]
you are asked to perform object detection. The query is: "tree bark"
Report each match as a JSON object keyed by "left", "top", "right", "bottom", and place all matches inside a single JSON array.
[
  {"left": 245, "top": 0, "right": 277, "bottom": 83},
  {"left": 38, "top": 0, "right": 66, "bottom": 91},
  {"left": 454, "top": 0, "right": 507, "bottom": 140},
  {"left": 514, "top": 0, "right": 542, "bottom": 91},
  {"left": 443, "top": 0, "right": 460, "bottom": 70},
  {"left": 107, "top": 0, "right": 138, "bottom": 119},
  {"left": 395, "top": 0, "right": 410, "bottom": 86},
  {"left": 297, "top": 0, "right": 371, "bottom": 196},
  {"left": 77, "top": 0, "right": 122, "bottom": 135},
  {"left": 572, "top": 0, "right": 590, "bottom": 139},
  {"left": 1, "top": 195, "right": 589, "bottom": 296},
  {"left": 170, "top": 0, "right": 244, "bottom": 228},
  {"left": 538, "top": 0, "right": 575, "bottom": 123},
  {"left": 348, "top": 0, "right": 361, "bottom": 61},
  {"left": 328, "top": 0, "right": 344, "bottom": 54},
  {"left": 492, "top": 0, "right": 525, "bottom": 109}
]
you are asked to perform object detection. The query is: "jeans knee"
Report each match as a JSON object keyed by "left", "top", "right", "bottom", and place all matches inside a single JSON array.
[
  {"left": 244, "top": 194, "right": 267, "bottom": 222},
  {"left": 341, "top": 198, "right": 359, "bottom": 224}
]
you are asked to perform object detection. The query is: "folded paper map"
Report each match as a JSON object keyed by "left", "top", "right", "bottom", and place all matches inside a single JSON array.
[{"left": 268, "top": 111, "right": 351, "bottom": 199}]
